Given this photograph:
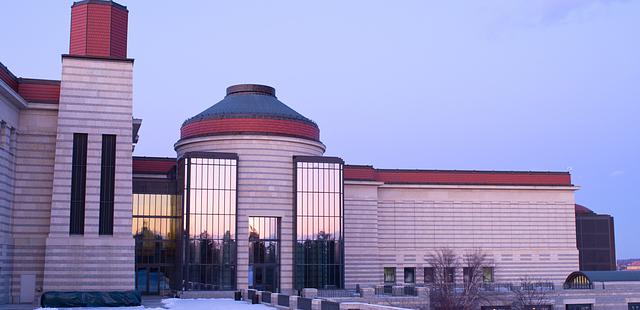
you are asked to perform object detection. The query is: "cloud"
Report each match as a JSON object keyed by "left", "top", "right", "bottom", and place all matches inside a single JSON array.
[
  {"left": 481, "top": 0, "right": 630, "bottom": 31},
  {"left": 609, "top": 170, "right": 625, "bottom": 177},
  {"left": 534, "top": 0, "right": 629, "bottom": 22}
]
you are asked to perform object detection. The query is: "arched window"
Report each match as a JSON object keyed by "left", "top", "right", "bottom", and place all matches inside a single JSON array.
[{"left": 563, "top": 272, "right": 593, "bottom": 289}]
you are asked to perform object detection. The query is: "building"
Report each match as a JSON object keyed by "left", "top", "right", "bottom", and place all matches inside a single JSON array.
[
  {"left": 0, "top": 0, "right": 134, "bottom": 304},
  {"left": 129, "top": 82, "right": 581, "bottom": 295},
  {"left": 574, "top": 204, "right": 616, "bottom": 271},
  {"left": 0, "top": 1, "right": 635, "bottom": 309}
]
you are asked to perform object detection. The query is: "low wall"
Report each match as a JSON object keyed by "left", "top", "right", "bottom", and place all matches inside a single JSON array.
[
  {"left": 247, "top": 289, "right": 414, "bottom": 310},
  {"left": 178, "top": 290, "right": 236, "bottom": 299}
]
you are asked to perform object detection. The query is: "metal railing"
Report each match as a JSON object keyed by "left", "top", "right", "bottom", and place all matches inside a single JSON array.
[
  {"left": 260, "top": 291, "right": 271, "bottom": 303},
  {"left": 374, "top": 284, "right": 418, "bottom": 296},
  {"left": 278, "top": 294, "right": 290, "bottom": 307},
  {"left": 428, "top": 282, "right": 555, "bottom": 293},
  {"left": 298, "top": 297, "right": 313, "bottom": 310},
  {"left": 321, "top": 300, "right": 340, "bottom": 310},
  {"left": 317, "top": 289, "right": 359, "bottom": 298}
]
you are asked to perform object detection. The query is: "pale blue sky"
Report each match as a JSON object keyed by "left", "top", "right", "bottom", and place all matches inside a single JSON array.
[{"left": 1, "top": 1, "right": 638, "bottom": 258}]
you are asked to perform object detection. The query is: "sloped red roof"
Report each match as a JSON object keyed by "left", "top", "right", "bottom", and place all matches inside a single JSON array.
[
  {"left": 575, "top": 204, "right": 594, "bottom": 214},
  {"left": 0, "top": 62, "right": 18, "bottom": 91},
  {"left": 344, "top": 165, "right": 572, "bottom": 186},
  {"left": 17, "top": 79, "right": 60, "bottom": 104},
  {"left": 133, "top": 156, "right": 176, "bottom": 174},
  {"left": 0, "top": 62, "right": 60, "bottom": 104}
]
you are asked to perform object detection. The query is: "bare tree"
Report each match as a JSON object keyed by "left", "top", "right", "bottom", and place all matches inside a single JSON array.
[
  {"left": 427, "top": 248, "right": 491, "bottom": 310},
  {"left": 511, "top": 277, "right": 556, "bottom": 310}
]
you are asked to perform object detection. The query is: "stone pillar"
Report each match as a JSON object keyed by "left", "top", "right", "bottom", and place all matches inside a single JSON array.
[
  {"left": 360, "top": 287, "right": 375, "bottom": 298},
  {"left": 311, "top": 299, "right": 322, "bottom": 310},
  {"left": 271, "top": 292, "right": 279, "bottom": 305},
  {"left": 43, "top": 55, "right": 134, "bottom": 293},
  {"left": 302, "top": 288, "right": 318, "bottom": 298},
  {"left": 289, "top": 295, "right": 298, "bottom": 310}
]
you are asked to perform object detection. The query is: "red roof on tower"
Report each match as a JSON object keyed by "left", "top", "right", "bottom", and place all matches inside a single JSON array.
[{"left": 69, "top": 0, "right": 129, "bottom": 59}]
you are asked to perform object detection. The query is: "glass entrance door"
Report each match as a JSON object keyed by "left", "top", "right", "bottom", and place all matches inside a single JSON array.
[{"left": 248, "top": 217, "right": 280, "bottom": 292}]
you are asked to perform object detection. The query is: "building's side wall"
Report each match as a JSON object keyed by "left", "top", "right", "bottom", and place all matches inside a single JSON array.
[
  {"left": 344, "top": 184, "right": 579, "bottom": 287},
  {"left": 0, "top": 88, "right": 21, "bottom": 304},
  {"left": 176, "top": 135, "right": 324, "bottom": 293},
  {"left": 43, "top": 57, "right": 134, "bottom": 292},
  {"left": 10, "top": 105, "right": 58, "bottom": 303},
  {"left": 343, "top": 182, "right": 381, "bottom": 289}
]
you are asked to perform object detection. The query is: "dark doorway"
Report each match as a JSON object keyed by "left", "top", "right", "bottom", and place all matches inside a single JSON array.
[{"left": 249, "top": 217, "right": 280, "bottom": 292}]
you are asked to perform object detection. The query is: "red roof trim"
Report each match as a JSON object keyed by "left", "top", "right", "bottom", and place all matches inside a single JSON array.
[
  {"left": 180, "top": 117, "right": 321, "bottom": 142},
  {"left": 17, "top": 79, "right": 61, "bottom": 104},
  {"left": 133, "top": 156, "right": 176, "bottom": 174},
  {"left": 0, "top": 62, "right": 18, "bottom": 91},
  {"left": 344, "top": 165, "right": 572, "bottom": 186}
]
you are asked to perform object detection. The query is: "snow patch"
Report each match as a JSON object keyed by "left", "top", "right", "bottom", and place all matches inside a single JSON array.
[{"left": 36, "top": 298, "right": 275, "bottom": 310}]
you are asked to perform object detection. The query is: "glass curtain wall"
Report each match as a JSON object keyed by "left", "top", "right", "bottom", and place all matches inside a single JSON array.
[
  {"left": 180, "top": 153, "right": 238, "bottom": 291},
  {"left": 294, "top": 156, "right": 344, "bottom": 290},
  {"left": 132, "top": 193, "right": 180, "bottom": 294},
  {"left": 249, "top": 217, "right": 280, "bottom": 292}
]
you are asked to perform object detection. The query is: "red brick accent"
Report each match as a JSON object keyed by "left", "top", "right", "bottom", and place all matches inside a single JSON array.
[
  {"left": 70, "top": 1, "right": 128, "bottom": 59},
  {"left": 181, "top": 118, "right": 321, "bottom": 141},
  {"left": 133, "top": 157, "right": 176, "bottom": 174},
  {"left": 344, "top": 165, "right": 572, "bottom": 186},
  {"left": 17, "top": 79, "right": 61, "bottom": 104}
]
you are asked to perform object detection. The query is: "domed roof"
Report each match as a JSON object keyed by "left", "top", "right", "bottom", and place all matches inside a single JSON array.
[
  {"left": 183, "top": 84, "right": 316, "bottom": 127},
  {"left": 180, "top": 84, "right": 321, "bottom": 142}
]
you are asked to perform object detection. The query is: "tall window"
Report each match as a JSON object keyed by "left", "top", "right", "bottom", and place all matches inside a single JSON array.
[
  {"left": 99, "top": 134, "right": 116, "bottom": 235},
  {"left": 384, "top": 267, "right": 396, "bottom": 284},
  {"left": 404, "top": 267, "right": 415, "bottom": 284},
  {"left": 70, "top": 133, "right": 88, "bottom": 235},
  {"left": 629, "top": 303, "right": 640, "bottom": 310},
  {"left": 424, "top": 267, "right": 434, "bottom": 283},
  {"left": 483, "top": 267, "right": 494, "bottom": 283},
  {"left": 445, "top": 267, "right": 455, "bottom": 283},
  {"left": 294, "top": 156, "right": 344, "bottom": 289},
  {"left": 133, "top": 193, "right": 180, "bottom": 294},
  {"left": 181, "top": 153, "right": 238, "bottom": 291},
  {"left": 249, "top": 217, "right": 280, "bottom": 292},
  {"left": 0, "top": 121, "right": 6, "bottom": 147}
]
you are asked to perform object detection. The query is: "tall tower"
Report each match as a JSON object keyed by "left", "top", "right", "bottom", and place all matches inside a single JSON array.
[{"left": 43, "top": 0, "right": 134, "bottom": 292}]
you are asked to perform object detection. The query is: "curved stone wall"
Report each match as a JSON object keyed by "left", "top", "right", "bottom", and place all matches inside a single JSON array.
[{"left": 176, "top": 134, "right": 325, "bottom": 292}]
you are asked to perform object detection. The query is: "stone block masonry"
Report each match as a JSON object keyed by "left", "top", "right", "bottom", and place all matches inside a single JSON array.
[{"left": 43, "top": 56, "right": 134, "bottom": 293}]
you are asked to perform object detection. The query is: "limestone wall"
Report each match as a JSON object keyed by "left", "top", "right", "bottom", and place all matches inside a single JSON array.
[
  {"left": 344, "top": 182, "right": 579, "bottom": 288},
  {"left": 10, "top": 104, "right": 58, "bottom": 302},
  {"left": 43, "top": 56, "right": 134, "bottom": 292},
  {"left": 0, "top": 82, "right": 22, "bottom": 303}
]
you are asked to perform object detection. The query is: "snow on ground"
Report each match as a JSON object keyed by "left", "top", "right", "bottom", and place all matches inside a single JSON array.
[{"left": 36, "top": 298, "right": 275, "bottom": 310}]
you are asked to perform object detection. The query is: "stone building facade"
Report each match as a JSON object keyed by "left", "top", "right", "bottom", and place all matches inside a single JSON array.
[{"left": 0, "top": 1, "right": 634, "bottom": 309}]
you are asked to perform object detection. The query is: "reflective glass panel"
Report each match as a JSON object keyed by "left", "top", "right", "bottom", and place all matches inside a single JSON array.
[
  {"left": 182, "top": 156, "right": 237, "bottom": 291},
  {"left": 294, "top": 158, "right": 344, "bottom": 289}
]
